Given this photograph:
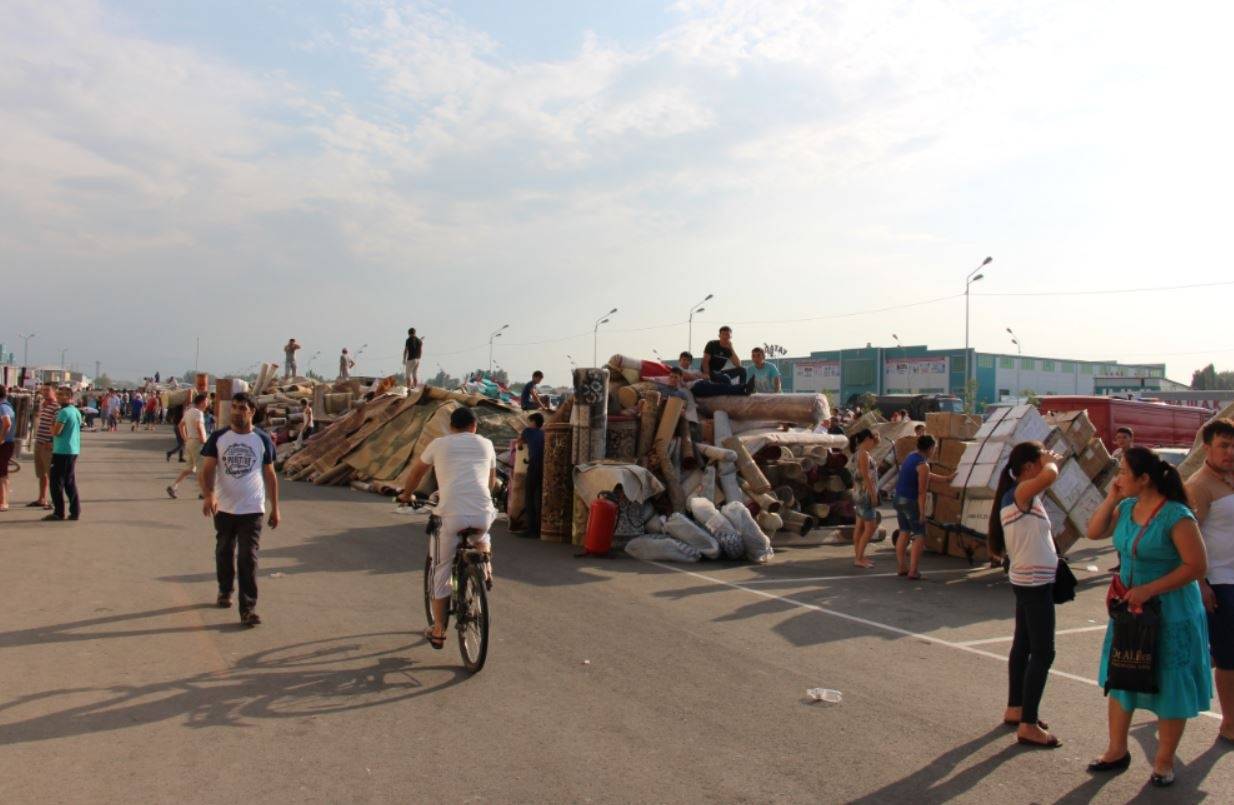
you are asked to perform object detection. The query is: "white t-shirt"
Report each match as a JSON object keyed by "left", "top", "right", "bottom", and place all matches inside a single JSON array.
[
  {"left": 183, "top": 407, "right": 206, "bottom": 442},
  {"left": 202, "top": 427, "right": 276, "bottom": 515},
  {"left": 420, "top": 432, "right": 497, "bottom": 517}
]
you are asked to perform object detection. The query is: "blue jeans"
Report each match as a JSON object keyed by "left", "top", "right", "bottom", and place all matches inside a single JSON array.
[{"left": 894, "top": 496, "right": 923, "bottom": 538}]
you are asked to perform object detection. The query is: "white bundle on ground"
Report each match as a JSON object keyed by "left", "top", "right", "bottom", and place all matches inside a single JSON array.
[
  {"left": 645, "top": 515, "right": 668, "bottom": 534},
  {"left": 721, "top": 501, "right": 774, "bottom": 564},
  {"left": 664, "top": 513, "right": 721, "bottom": 560},
  {"left": 624, "top": 536, "right": 702, "bottom": 563},
  {"left": 712, "top": 412, "right": 745, "bottom": 505},
  {"left": 688, "top": 497, "right": 745, "bottom": 560}
]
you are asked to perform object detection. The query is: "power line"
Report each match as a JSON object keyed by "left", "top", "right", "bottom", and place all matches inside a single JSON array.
[{"left": 974, "top": 280, "right": 1234, "bottom": 297}]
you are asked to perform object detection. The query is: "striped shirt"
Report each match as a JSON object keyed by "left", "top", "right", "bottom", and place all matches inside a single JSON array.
[
  {"left": 35, "top": 400, "right": 60, "bottom": 445},
  {"left": 1000, "top": 484, "right": 1058, "bottom": 587}
]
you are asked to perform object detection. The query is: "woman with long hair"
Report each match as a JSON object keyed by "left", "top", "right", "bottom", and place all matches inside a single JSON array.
[
  {"left": 988, "top": 441, "right": 1064, "bottom": 749},
  {"left": 1085, "top": 446, "right": 1210, "bottom": 788},
  {"left": 850, "top": 429, "right": 880, "bottom": 569}
]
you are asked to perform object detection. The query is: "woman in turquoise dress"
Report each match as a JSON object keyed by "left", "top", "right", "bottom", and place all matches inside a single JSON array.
[{"left": 1085, "top": 447, "right": 1211, "bottom": 788}]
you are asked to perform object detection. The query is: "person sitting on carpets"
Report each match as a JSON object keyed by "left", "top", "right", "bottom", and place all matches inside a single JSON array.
[
  {"left": 748, "top": 347, "right": 782, "bottom": 393},
  {"left": 703, "top": 326, "right": 755, "bottom": 391},
  {"left": 520, "top": 371, "right": 553, "bottom": 412}
]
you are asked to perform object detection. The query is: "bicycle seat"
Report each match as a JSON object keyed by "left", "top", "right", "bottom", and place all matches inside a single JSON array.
[{"left": 457, "top": 526, "right": 484, "bottom": 538}]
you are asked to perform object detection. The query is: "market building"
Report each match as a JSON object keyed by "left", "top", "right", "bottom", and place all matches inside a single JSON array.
[{"left": 770, "top": 344, "right": 1175, "bottom": 407}]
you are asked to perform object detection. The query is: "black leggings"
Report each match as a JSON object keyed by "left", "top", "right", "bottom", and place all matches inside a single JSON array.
[{"left": 1008, "top": 583, "right": 1056, "bottom": 724}]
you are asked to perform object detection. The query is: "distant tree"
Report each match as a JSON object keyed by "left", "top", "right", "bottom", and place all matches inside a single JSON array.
[
  {"left": 1191, "top": 363, "right": 1234, "bottom": 390},
  {"left": 1022, "top": 389, "right": 1042, "bottom": 407},
  {"left": 93, "top": 373, "right": 115, "bottom": 389},
  {"left": 427, "top": 369, "right": 461, "bottom": 389}
]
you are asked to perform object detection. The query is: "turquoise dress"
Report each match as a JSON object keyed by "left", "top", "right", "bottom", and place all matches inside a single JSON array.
[{"left": 1098, "top": 499, "right": 1212, "bottom": 718}]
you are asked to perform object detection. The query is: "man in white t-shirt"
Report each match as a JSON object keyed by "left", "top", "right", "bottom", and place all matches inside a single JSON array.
[
  {"left": 398, "top": 406, "right": 497, "bottom": 650},
  {"left": 200, "top": 393, "right": 280, "bottom": 627},
  {"left": 167, "top": 392, "right": 209, "bottom": 499}
]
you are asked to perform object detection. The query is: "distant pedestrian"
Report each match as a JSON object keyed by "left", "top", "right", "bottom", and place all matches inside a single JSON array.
[
  {"left": 403, "top": 328, "right": 424, "bottom": 388},
  {"left": 1085, "top": 447, "right": 1210, "bottom": 787},
  {"left": 1112, "top": 426, "right": 1135, "bottom": 461},
  {"left": 849, "top": 428, "right": 880, "bottom": 568},
  {"left": 748, "top": 347, "right": 782, "bottom": 393},
  {"left": 284, "top": 338, "right": 301, "bottom": 379},
  {"left": 143, "top": 392, "right": 158, "bottom": 430},
  {"left": 165, "top": 403, "right": 186, "bottom": 462},
  {"left": 1183, "top": 417, "right": 1234, "bottom": 745},
  {"left": 520, "top": 371, "right": 548, "bottom": 410},
  {"left": 28, "top": 383, "right": 59, "bottom": 510},
  {"left": 519, "top": 412, "right": 546, "bottom": 538},
  {"left": 338, "top": 348, "right": 354, "bottom": 381},
  {"left": 296, "top": 399, "right": 314, "bottom": 447},
  {"left": 0, "top": 387, "right": 14, "bottom": 513},
  {"left": 894, "top": 435, "right": 954, "bottom": 580},
  {"left": 988, "top": 441, "right": 1064, "bottom": 749},
  {"left": 200, "top": 392, "right": 280, "bottom": 627},
  {"left": 45, "top": 386, "right": 83, "bottom": 521},
  {"left": 167, "top": 393, "right": 209, "bottom": 499}
]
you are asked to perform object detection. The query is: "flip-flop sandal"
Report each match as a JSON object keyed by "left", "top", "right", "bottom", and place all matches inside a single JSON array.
[
  {"left": 424, "top": 628, "right": 446, "bottom": 650},
  {"left": 897, "top": 570, "right": 909, "bottom": 577},
  {"left": 25, "top": 501, "right": 45, "bottom": 508},
  {"left": 906, "top": 573, "right": 922, "bottom": 581},
  {"left": 1017, "top": 735, "right": 1062, "bottom": 749},
  {"left": 1004, "top": 720, "right": 1050, "bottom": 729}
]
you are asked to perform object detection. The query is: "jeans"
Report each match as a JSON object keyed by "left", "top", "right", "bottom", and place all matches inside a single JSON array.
[
  {"left": 893, "top": 496, "right": 923, "bottom": 537},
  {"left": 50, "top": 454, "right": 80, "bottom": 518},
  {"left": 710, "top": 366, "right": 748, "bottom": 386},
  {"left": 167, "top": 430, "right": 185, "bottom": 460},
  {"left": 690, "top": 380, "right": 749, "bottom": 398},
  {"left": 215, "top": 512, "right": 263, "bottom": 613},
  {"left": 524, "top": 465, "right": 543, "bottom": 536},
  {"left": 1008, "top": 583, "right": 1056, "bottom": 724}
]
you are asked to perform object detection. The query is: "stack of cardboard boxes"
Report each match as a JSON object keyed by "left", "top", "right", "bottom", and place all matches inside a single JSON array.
[{"left": 921, "top": 412, "right": 980, "bottom": 557}]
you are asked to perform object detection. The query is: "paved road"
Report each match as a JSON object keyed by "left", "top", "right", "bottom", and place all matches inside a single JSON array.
[{"left": 2, "top": 431, "right": 1231, "bottom": 803}]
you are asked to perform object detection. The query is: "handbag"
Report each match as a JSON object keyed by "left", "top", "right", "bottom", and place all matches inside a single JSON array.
[
  {"left": 1053, "top": 559, "right": 1077, "bottom": 604},
  {"left": 1103, "top": 500, "right": 1165, "bottom": 695}
]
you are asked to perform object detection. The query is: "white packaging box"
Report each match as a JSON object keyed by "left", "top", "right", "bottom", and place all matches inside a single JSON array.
[
  {"left": 962, "top": 497, "right": 995, "bottom": 533},
  {"left": 1068, "top": 484, "right": 1105, "bottom": 535},
  {"left": 1047, "top": 459, "right": 1089, "bottom": 513},
  {"left": 1043, "top": 494, "right": 1069, "bottom": 537}
]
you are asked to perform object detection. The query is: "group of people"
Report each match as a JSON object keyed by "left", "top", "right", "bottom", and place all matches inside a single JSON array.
[
  {"left": 282, "top": 328, "right": 426, "bottom": 387},
  {"left": 983, "top": 422, "right": 1234, "bottom": 786},
  {"left": 0, "top": 383, "right": 84, "bottom": 519}
]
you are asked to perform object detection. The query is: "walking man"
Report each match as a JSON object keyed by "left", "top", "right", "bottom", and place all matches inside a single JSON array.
[
  {"left": 1185, "top": 417, "right": 1234, "bottom": 743},
  {"left": 29, "top": 383, "right": 59, "bottom": 510},
  {"left": 167, "top": 393, "right": 209, "bottom": 499},
  {"left": 403, "top": 328, "right": 424, "bottom": 388},
  {"left": 45, "top": 386, "right": 83, "bottom": 521},
  {"left": 518, "top": 412, "right": 545, "bottom": 538},
  {"left": 0, "top": 387, "right": 14, "bottom": 513},
  {"left": 200, "top": 393, "right": 280, "bottom": 627},
  {"left": 284, "top": 338, "right": 301, "bottom": 379}
]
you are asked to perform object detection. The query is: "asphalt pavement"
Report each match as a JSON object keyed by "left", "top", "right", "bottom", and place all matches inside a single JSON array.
[{"left": 1, "top": 430, "right": 1231, "bottom": 803}]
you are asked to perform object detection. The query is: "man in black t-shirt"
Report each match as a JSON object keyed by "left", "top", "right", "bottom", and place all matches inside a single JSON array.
[
  {"left": 703, "top": 326, "right": 751, "bottom": 389},
  {"left": 403, "top": 328, "right": 424, "bottom": 387}
]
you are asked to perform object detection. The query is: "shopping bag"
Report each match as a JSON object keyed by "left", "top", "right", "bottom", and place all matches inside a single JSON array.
[
  {"left": 1052, "top": 559, "right": 1077, "bottom": 604},
  {"left": 1104, "top": 597, "right": 1161, "bottom": 694}
]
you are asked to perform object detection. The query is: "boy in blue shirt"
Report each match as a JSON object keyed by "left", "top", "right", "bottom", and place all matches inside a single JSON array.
[{"left": 46, "top": 387, "right": 83, "bottom": 521}]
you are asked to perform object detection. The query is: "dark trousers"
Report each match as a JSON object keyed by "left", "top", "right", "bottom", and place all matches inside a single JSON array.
[
  {"left": 1007, "top": 583, "right": 1055, "bottom": 724},
  {"left": 711, "top": 366, "right": 748, "bottom": 386},
  {"left": 524, "top": 465, "right": 543, "bottom": 536},
  {"left": 167, "top": 431, "right": 185, "bottom": 460},
  {"left": 690, "top": 380, "right": 748, "bottom": 398},
  {"left": 214, "top": 512, "right": 263, "bottom": 613},
  {"left": 50, "top": 454, "right": 80, "bottom": 518}
]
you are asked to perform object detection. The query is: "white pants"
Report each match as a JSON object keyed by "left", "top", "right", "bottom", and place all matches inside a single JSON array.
[
  {"left": 429, "top": 511, "right": 495, "bottom": 599},
  {"left": 404, "top": 359, "right": 420, "bottom": 383}
]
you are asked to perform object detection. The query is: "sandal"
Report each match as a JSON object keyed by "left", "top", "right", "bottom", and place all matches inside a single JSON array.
[
  {"left": 1017, "top": 734, "right": 1062, "bottom": 749},
  {"left": 424, "top": 628, "right": 446, "bottom": 650},
  {"left": 1003, "top": 719, "right": 1050, "bottom": 730},
  {"left": 906, "top": 573, "right": 922, "bottom": 581}
]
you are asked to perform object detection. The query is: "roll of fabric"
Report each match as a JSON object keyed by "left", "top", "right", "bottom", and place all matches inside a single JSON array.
[
  {"left": 695, "top": 393, "right": 831, "bottom": 426},
  {"left": 636, "top": 391, "right": 661, "bottom": 464},
  {"left": 573, "top": 368, "right": 610, "bottom": 461},
  {"left": 540, "top": 422, "right": 574, "bottom": 543},
  {"left": 571, "top": 402, "right": 592, "bottom": 465},
  {"left": 606, "top": 415, "right": 638, "bottom": 462}
]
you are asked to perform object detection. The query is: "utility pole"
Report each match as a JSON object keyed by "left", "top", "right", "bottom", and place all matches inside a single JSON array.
[{"left": 95, "top": 360, "right": 101, "bottom": 380}]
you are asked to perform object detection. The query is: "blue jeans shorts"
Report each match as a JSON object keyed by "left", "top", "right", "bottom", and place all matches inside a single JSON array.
[
  {"left": 855, "top": 493, "right": 878, "bottom": 522},
  {"left": 894, "top": 496, "right": 924, "bottom": 539}
]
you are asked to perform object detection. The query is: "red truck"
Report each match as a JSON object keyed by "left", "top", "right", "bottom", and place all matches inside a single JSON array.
[{"left": 1036, "top": 396, "right": 1210, "bottom": 450}]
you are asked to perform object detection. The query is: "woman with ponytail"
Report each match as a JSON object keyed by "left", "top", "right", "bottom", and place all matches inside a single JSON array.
[
  {"left": 1085, "top": 447, "right": 1210, "bottom": 787},
  {"left": 850, "top": 429, "right": 880, "bottom": 569},
  {"left": 987, "top": 441, "right": 1064, "bottom": 749}
]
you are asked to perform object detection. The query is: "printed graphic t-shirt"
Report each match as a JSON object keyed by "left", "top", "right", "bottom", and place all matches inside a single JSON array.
[{"left": 202, "top": 427, "right": 275, "bottom": 515}]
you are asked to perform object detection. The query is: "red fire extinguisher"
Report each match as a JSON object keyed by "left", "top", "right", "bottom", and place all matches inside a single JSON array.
[{"left": 583, "top": 492, "right": 619, "bottom": 557}]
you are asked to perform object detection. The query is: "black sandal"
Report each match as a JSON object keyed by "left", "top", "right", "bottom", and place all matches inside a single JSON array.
[
  {"left": 424, "top": 628, "right": 446, "bottom": 650},
  {"left": 1017, "top": 734, "right": 1062, "bottom": 749}
]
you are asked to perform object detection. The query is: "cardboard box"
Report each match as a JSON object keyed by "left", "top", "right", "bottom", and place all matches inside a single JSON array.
[
  {"left": 948, "top": 532, "right": 989, "bottom": 563},
  {"left": 894, "top": 435, "right": 919, "bottom": 465},
  {"left": 1043, "top": 428, "right": 1074, "bottom": 461},
  {"left": 955, "top": 462, "right": 1000, "bottom": 497},
  {"left": 1055, "top": 521, "right": 1083, "bottom": 556},
  {"left": 936, "top": 438, "right": 972, "bottom": 470},
  {"left": 961, "top": 497, "right": 995, "bottom": 533},
  {"left": 925, "top": 522, "right": 948, "bottom": 554},
  {"left": 1045, "top": 410, "right": 1098, "bottom": 453},
  {"left": 1043, "top": 494, "right": 1068, "bottom": 538},
  {"left": 928, "top": 473, "right": 961, "bottom": 498},
  {"left": 925, "top": 412, "right": 981, "bottom": 440},
  {"left": 930, "top": 493, "right": 963, "bottom": 524},
  {"left": 1047, "top": 459, "right": 1090, "bottom": 512},
  {"left": 1075, "top": 437, "right": 1112, "bottom": 480},
  {"left": 1067, "top": 484, "right": 1105, "bottom": 536},
  {"left": 974, "top": 406, "right": 1010, "bottom": 440}
]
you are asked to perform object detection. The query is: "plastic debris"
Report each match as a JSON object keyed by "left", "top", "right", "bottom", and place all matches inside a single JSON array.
[
  {"left": 1085, "top": 564, "right": 1100, "bottom": 572},
  {"left": 807, "top": 688, "right": 842, "bottom": 703},
  {"left": 270, "top": 572, "right": 285, "bottom": 578},
  {"left": 581, "top": 660, "right": 591, "bottom": 666}
]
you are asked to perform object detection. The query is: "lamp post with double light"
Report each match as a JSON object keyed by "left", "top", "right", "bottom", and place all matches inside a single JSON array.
[
  {"left": 594, "top": 308, "right": 617, "bottom": 367},
  {"left": 688, "top": 294, "right": 713, "bottom": 356}
]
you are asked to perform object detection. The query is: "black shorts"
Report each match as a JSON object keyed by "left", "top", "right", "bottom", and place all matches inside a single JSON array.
[
  {"left": 0, "top": 441, "right": 14, "bottom": 477},
  {"left": 1209, "top": 583, "right": 1234, "bottom": 671}
]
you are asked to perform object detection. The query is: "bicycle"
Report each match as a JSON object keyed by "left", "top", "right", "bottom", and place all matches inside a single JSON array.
[{"left": 403, "top": 496, "right": 491, "bottom": 673}]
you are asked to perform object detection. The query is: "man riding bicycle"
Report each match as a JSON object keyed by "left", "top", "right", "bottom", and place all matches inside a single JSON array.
[{"left": 398, "top": 407, "right": 497, "bottom": 650}]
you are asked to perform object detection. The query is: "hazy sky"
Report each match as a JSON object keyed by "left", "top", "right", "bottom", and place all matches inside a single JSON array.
[{"left": 4, "top": 0, "right": 1233, "bottom": 386}]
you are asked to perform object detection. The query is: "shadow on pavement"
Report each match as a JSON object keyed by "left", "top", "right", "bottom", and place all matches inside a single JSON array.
[
  {"left": 0, "top": 605, "right": 234, "bottom": 649},
  {"left": 1053, "top": 722, "right": 1228, "bottom": 802},
  {"left": 848, "top": 725, "right": 1014, "bottom": 803},
  {"left": 0, "top": 632, "right": 466, "bottom": 746}
]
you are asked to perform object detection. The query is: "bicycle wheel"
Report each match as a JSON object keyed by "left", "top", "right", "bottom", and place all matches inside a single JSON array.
[
  {"left": 422, "top": 554, "right": 434, "bottom": 629},
  {"left": 456, "top": 563, "right": 489, "bottom": 673}
]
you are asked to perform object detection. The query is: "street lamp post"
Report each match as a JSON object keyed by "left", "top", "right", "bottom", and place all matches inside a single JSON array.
[
  {"left": 687, "top": 294, "right": 713, "bottom": 356},
  {"left": 593, "top": 308, "right": 617, "bottom": 367},
  {"left": 18, "top": 332, "right": 35, "bottom": 367},
  {"left": 488, "top": 324, "right": 509, "bottom": 374},
  {"left": 1006, "top": 327, "right": 1022, "bottom": 402},
  {"left": 964, "top": 256, "right": 993, "bottom": 398},
  {"left": 891, "top": 333, "right": 903, "bottom": 394},
  {"left": 59, "top": 348, "right": 68, "bottom": 370}
]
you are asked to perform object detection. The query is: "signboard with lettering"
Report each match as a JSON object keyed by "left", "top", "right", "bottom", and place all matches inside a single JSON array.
[
  {"left": 884, "top": 357, "right": 949, "bottom": 394},
  {"left": 793, "top": 360, "right": 841, "bottom": 393}
]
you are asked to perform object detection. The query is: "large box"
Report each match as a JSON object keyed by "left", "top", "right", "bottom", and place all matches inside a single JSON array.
[
  {"left": 954, "top": 462, "right": 1000, "bottom": 497},
  {"left": 974, "top": 406, "right": 1010, "bottom": 440},
  {"left": 925, "top": 412, "right": 981, "bottom": 440},
  {"left": 925, "top": 522, "right": 948, "bottom": 554},
  {"left": 1075, "top": 437, "right": 1113, "bottom": 480},
  {"left": 1055, "top": 521, "right": 1083, "bottom": 556},
  {"left": 1043, "top": 428, "right": 1074, "bottom": 461},
  {"left": 1045, "top": 409, "right": 1098, "bottom": 453},
  {"left": 930, "top": 493, "right": 963, "bottom": 525},
  {"left": 961, "top": 497, "right": 995, "bottom": 534},
  {"left": 1043, "top": 494, "right": 1068, "bottom": 537},
  {"left": 928, "top": 473, "right": 961, "bottom": 498},
  {"left": 935, "top": 438, "right": 972, "bottom": 470},
  {"left": 894, "top": 435, "right": 919, "bottom": 465},
  {"left": 1067, "top": 484, "right": 1105, "bottom": 536},
  {"left": 948, "top": 532, "right": 989, "bottom": 563},
  {"left": 1047, "top": 459, "right": 1090, "bottom": 513}
]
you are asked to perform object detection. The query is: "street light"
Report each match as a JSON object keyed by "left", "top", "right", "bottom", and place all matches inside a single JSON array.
[
  {"left": 18, "top": 332, "right": 35, "bottom": 366},
  {"left": 59, "top": 348, "right": 68, "bottom": 370},
  {"left": 594, "top": 308, "right": 617, "bottom": 367},
  {"left": 964, "top": 256, "right": 993, "bottom": 393},
  {"left": 1007, "top": 326, "right": 1022, "bottom": 402},
  {"left": 488, "top": 324, "right": 509, "bottom": 374},
  {"left": 566, "top": 354, "right": 577, "bottom": 369},
  {"left": 891, "top": 333, "right": 903, "bottom": 394},
  {"left": 687, "top": 294, "right": 714, "bottom": 356}
]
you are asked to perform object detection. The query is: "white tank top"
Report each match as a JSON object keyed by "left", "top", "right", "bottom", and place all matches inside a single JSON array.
[{"left": 1000, "top": 484, "right": 1058, "bottom": 587}]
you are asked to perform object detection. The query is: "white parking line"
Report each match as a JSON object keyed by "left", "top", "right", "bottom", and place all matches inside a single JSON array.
[
  {"left": 957, "top": 625, "right": 1109, "bottom": 646},
  {"left": 650, "top": 561, "right": 1222, "bottom": 722},
  {"left": 737, "top": 567, "right": 982, "bottom": 584}
]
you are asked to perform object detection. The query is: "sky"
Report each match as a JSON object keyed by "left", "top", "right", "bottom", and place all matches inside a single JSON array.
[{"left": 3, "top": 0, "right": 1233, "bottom": 386}]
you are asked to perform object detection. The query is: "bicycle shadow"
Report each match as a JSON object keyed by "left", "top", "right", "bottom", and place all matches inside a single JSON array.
[{"left": 0, "top": 632, "right": 467, "bottom": 746}]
